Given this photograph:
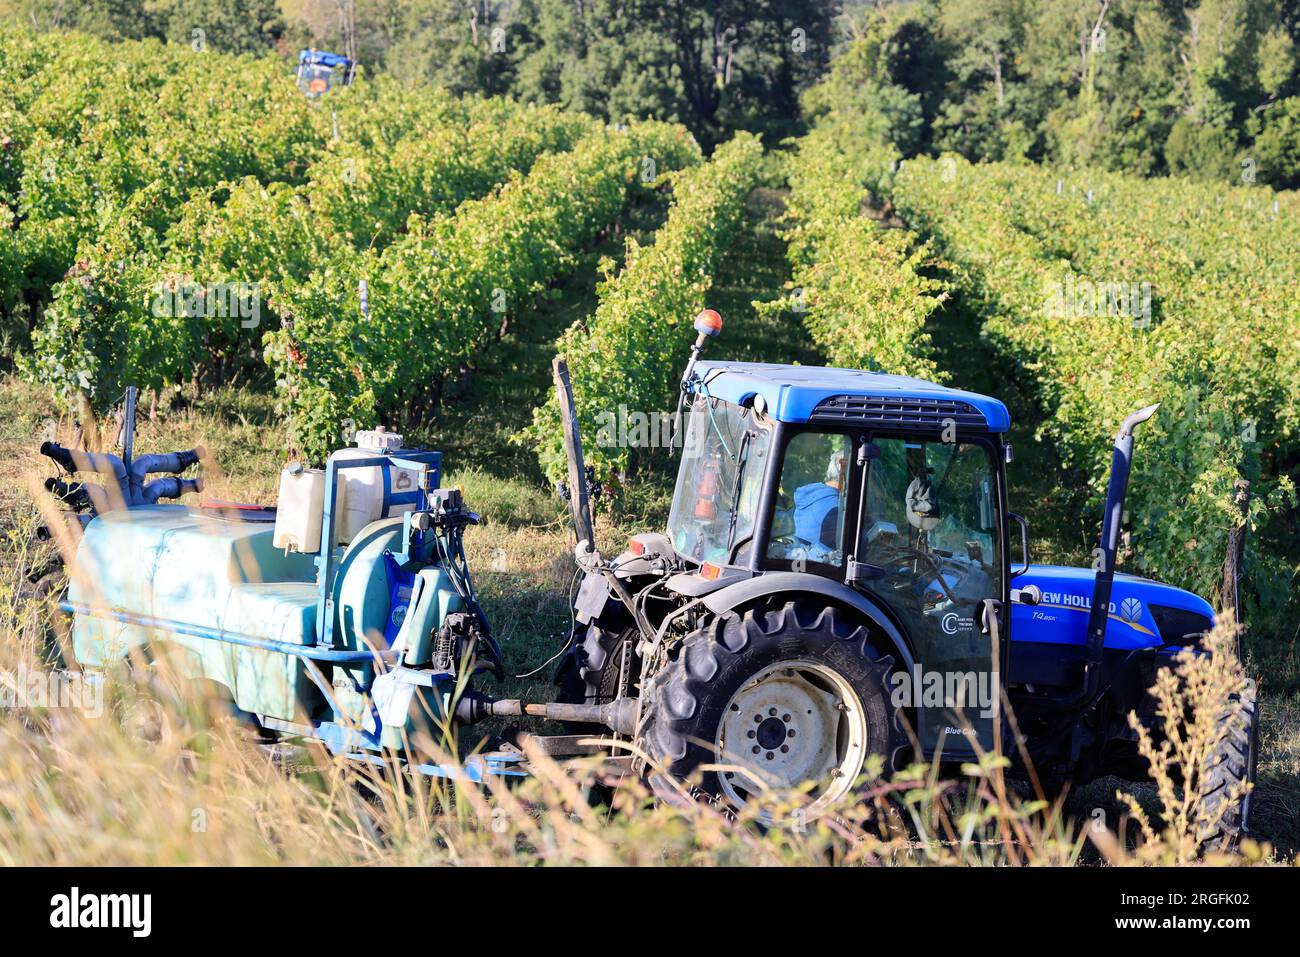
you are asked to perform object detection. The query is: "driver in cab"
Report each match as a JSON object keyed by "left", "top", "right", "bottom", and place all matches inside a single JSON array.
[{"left": 792, "top": 449, "right": 847, "bottom": 562}]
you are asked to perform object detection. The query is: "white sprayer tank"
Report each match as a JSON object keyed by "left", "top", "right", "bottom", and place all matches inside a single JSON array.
[{"left": 330, "top": 427, "right": 421, "bottom": 545}]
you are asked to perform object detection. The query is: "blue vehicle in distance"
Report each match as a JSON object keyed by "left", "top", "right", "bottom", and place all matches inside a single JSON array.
[{"left": 297, "top": 50, "right": 353, "bottom": 97}]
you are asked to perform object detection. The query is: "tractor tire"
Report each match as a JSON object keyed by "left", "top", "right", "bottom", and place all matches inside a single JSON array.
[
  {"left": 554, "top": 613, "right": 642, "bottom": 805},
  {"left": 643, "top": 601, "right": 903, "bottom": 823},
  {"left": 1195, "top": 680, "right": 1260, "bottom": 854}
]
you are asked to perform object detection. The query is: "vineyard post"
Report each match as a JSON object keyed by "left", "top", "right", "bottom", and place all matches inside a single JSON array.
[{"left": 1222, "top": 478, "right": 1250, "bottom": 656}]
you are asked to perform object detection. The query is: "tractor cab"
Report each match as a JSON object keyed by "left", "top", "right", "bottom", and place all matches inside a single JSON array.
[
  {"left": 663, "top": 362, "right": 1013, "bottom": 754},
  {"left": 296, "top": 50, "right": 353, "bottom": 97}
]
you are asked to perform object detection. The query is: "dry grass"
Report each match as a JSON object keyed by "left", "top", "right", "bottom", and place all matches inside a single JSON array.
[
  {"left": 1109, "top": 616, "right": 1262, "bottom": 864},
  {"left": 0, "top": 376, "right": 1294, "bottom": 866}
]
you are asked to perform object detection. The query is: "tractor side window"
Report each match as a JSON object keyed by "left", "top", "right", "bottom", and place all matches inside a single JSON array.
[
  {"left": 767, "top": 431, "right": 853, "bottom": 568},
  {"left": 858, "top": 440, "right": 998, "bottom": 572}
]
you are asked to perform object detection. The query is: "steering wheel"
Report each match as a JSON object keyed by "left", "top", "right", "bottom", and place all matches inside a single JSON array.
[{"left": 867, "top": 540, "right": 962, "bottom": 607}]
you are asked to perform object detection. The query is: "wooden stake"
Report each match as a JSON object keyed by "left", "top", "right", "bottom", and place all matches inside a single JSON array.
[{"left": 1222, "top": 478, "right": 1251, "bottom": 657}]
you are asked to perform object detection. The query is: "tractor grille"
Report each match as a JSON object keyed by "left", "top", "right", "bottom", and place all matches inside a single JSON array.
[{"left": 809, "top": 394, "right": 988, "bottom": 432}]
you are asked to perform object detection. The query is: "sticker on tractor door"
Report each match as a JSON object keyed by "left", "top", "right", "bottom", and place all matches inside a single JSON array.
[{"left": 941, "top": 613, "right": 977, "bottom": 636}]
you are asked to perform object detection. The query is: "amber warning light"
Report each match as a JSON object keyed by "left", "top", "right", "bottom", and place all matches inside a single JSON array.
[
  {"left": 672, "top": 308, "right": 725, "bottom": 452},
  {"left": 694, "top": 309, "right": 723, "bottom": 338}
]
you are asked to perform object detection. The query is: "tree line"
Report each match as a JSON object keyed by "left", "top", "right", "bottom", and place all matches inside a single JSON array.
[{"left": 2, "top": 0, "right": 1297, "bottom": 182}]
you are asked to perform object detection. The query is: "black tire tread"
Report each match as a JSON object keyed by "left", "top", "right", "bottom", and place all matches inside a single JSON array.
[
  {"left": 1195, "top": 679, "right": 1259, "bottom": 853},
  {"left": 645, "top": 601, "right": 905, "bottom": 800}
]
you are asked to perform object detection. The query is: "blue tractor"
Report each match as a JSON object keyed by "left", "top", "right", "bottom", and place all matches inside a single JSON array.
[
  {"left": 553, "top": 310, "right": 1259, "bottom": 844},
  {"left": 296, "top": 50, "right": 353, "bottom": 97}
]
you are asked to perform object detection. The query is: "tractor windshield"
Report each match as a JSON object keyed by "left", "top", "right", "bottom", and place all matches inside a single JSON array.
[
  {"left": 298, "top": 65, "right": 334, "bottom": 95},
  {"left": 667, "top": 396, "right": 772, "bottom": 565}
]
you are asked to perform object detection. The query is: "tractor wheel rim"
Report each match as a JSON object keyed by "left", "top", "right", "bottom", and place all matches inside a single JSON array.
[{"left": 715, "top": 659, "right": 868, "bottom": 820}]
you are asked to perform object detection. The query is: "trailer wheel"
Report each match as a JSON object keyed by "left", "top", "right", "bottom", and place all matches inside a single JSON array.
[
  {"left": 23, "top": 571, "right": 75, "bottom": 668},
  {"left": 1195, "top": 680, "right": 1260, "bottom": 854},
  {"left": 644, "top": 601, "right": 902, "bottom": 824}
]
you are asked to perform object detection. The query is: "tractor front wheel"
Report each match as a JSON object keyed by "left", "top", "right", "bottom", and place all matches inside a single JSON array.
[
  {"left": 556, "top": 602, "right": 641, "bottom": 706},
  {"left": 644, "top": 601, "right": 903, "bottom": 823},
  {"left": 1195, "top": 679, "right": 1260, "bottom": 854}
]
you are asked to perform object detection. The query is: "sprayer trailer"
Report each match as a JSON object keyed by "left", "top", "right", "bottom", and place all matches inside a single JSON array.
[
  {"left": 47, "top": 416, "right": 621, "bottom": 781},
  {"left": 42, "top": 310, "right": 1258, "bottom": 849}
]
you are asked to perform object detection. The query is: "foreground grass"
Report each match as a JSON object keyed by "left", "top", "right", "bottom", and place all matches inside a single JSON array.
[{"left": 0, "top": 375, "right": 1295, "bottom": 864}]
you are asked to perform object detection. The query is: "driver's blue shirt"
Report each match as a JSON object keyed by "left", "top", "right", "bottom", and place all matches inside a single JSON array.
[{"left": 793, "top": 483, "right": 840, "bottom": 555}]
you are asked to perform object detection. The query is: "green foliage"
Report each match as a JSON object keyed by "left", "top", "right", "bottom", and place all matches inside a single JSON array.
[
  {"left": 1252, "top": 96, "right": 1300, "bottom": 188},
  {"left": 804, "top": 0, "right": 1300, "bottom": 184},
  {"left": 888, "top": 153, "right": 1300, "bottom": 616},
  {"left": 1164, "top": 118, "right": 1240, "bottom": 181},
  {"left": 22, "top": 185, "right": 191, "bottom": 404},
  {"left": 270, "top": 121, "right": 701, "bottom": 462},
  {"left": 1, "top": 25, "right": 326, "bottom": 336},
  {"left": 8, "top": 0, "right": 1300, "bottom": 186},
  {"left": 5, "top": 0, "right": 840, "bottom": 150},
  {"left": 5, "top": 24, "right": 703, "bottom": 462},
  {"left": 771, "top": 119, "right": 946, "bottom": 382},
  {"left": 24, "top": 62, "right": 592, "bottom": 406},
  {"left": 526, "top": 131, "right": 762, "bottom": 481},
  {"left": 303, "top": 99, "right": 591, "bottom": 253},
  {"left": 150, "top": 0, "right": 285, "bottom": 55},
  {"left": 1257, "top": 24, "right": 1298, "bottom": 98},
  {"left": 382, "top": 0, "right": 837, "bottom": 149},
  {"left": 801, "top": 5, "right": 936, "bottom": 155},
  {"left": 0, "top": 0, "right": 167, "bottom": 41},
  {"left": 380, "top": 0, "right": 527, "bottom": 98}
]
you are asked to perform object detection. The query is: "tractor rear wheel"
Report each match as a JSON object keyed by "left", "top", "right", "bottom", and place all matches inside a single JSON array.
[
  {"left": 644, "top": 601, "right": 902, "bottom": 824},
  {"left": 1195, "top": 679, "right": 1260, "bottom": 854}
]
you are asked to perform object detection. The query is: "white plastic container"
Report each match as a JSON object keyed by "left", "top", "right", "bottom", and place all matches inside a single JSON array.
[
  {"left": 273, "top": 466, "right": 326, "bottom": 553},
  {"left": 331, "top": 427, "right": 421, "bottom": 544}
]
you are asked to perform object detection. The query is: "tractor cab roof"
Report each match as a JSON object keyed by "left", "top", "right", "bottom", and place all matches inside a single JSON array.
[
  {"left": 299, "top": 50, "right": 351, "bottom": 69},
  {"left": 691, "top": 361, "right": 1011, "bottom": 433}
]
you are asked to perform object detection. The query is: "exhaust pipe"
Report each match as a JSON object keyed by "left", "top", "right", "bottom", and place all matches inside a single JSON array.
[{"left": 1080, "top": 403, "right": 1160, "bottom": 700}]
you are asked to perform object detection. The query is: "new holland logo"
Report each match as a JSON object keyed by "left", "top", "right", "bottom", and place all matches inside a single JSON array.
[{"left": 1119, "top": 597, "right": 1143, "bottom": 624}]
